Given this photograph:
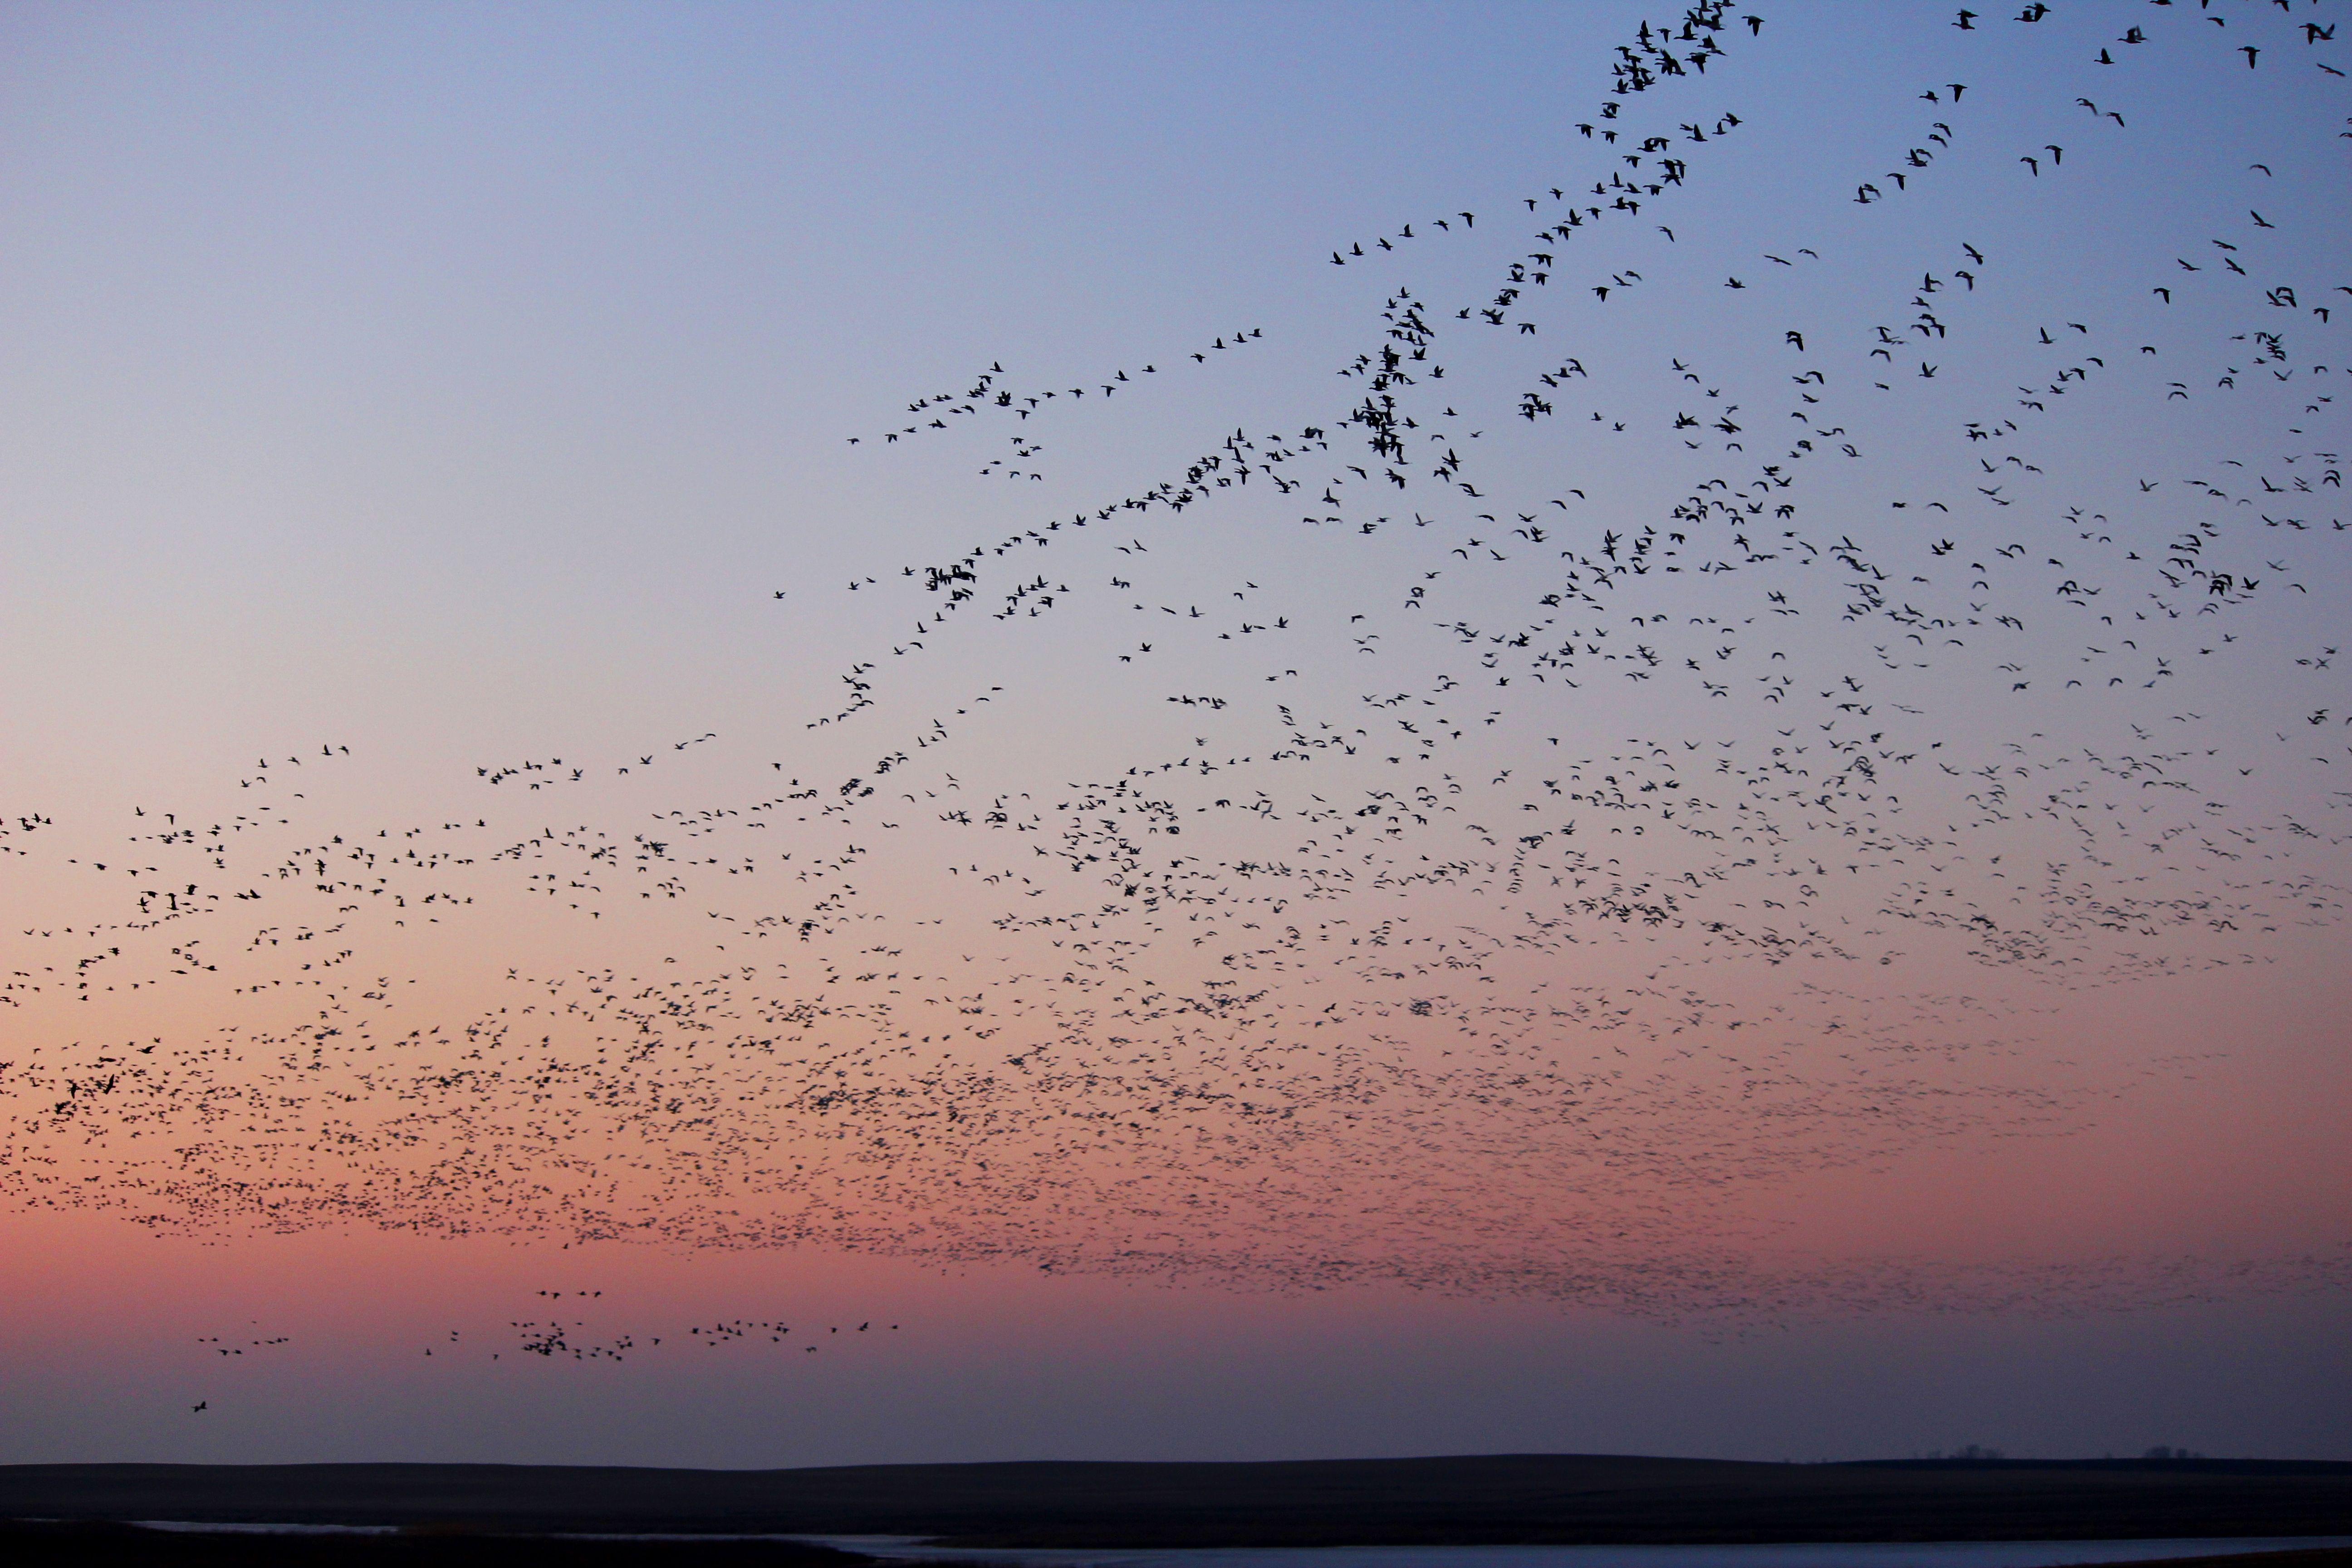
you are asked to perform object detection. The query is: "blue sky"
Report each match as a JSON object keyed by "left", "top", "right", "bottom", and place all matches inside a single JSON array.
[{"left": 2, "top": 0, "right": 2348, "bottom": 1464}]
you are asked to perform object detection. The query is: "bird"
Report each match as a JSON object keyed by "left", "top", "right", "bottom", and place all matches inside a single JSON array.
[{"left": 15, "top": 0, "right": 2348, "bottom": 1349}]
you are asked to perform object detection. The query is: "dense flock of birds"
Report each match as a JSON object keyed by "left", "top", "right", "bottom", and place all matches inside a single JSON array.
[{"left": 8, "top": 2, "right": 2352, "bottom": 1364}]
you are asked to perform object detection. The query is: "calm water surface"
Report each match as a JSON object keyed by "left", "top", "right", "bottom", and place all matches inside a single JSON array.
[
  {"left": 792, "top": 1540, "right": 2352, "bottom": 1568},
  {"left": 121, "top": 1527, "right": 2352, "bottom": 1568}
]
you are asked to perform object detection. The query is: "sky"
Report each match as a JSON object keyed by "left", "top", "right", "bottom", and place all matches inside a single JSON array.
[{"left": 1, "top": 0, "right": 2349, "bottom": 1467}]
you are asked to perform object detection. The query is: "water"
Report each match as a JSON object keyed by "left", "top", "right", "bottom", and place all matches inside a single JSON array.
[
  {"left": 101, "top": 1526, "right": 2352, "bottom": 1566},
  {"left": 789, "top": 1540, "right": 2352, "bottom": 1568}
]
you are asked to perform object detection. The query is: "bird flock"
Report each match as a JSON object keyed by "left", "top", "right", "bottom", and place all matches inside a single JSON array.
[{"left": 8, "top": 2, "right": 2352, "bottom": 1357}]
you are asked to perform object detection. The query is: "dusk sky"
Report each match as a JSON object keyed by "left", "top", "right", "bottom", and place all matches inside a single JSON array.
[{"left": 3, "top": 1, "right": 2348, "bottom": 1467}]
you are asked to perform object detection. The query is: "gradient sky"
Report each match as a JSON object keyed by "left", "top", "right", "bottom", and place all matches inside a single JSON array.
[{"left": 3, "top": 0, "right": 2349, "bottom": 1466}]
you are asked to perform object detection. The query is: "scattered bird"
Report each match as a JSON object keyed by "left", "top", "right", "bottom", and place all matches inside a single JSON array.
[{"left": 11, "top": 0, "right": 2348, "bottom": 1338}]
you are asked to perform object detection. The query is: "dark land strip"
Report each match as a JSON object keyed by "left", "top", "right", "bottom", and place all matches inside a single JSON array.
[{"left": 5, "top": 1455, "right": 2351, "bottom": 1548}]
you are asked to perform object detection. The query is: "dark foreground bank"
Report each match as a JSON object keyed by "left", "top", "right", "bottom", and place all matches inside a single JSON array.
[
  {"left": 4, "top": 1529, "right": 2350, "bottom": 1568},
  {"left": 4, "top": 1455, "right": 2350, "bottom": 1547},
  {"left": 0, "top": 1521, "right": 880, "bottom": 1568}
]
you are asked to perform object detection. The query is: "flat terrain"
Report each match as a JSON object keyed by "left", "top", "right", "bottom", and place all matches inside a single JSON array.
[
  {"left": 2083, "top": 1552, "right": 2352, "bottom": 1568},
  {"left": 5, "top": 1455, "right": 2351, "bottom": 1546},
  {"left": 0, "top": 1522, "right": 878, "bottom": 1568}
]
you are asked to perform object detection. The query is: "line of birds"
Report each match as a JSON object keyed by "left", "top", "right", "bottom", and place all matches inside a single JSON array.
[{"left": 846, "top": 330, "right": 1266, "bottom": 450}]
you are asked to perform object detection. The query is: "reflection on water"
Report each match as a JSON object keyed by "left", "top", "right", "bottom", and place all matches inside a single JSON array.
[
  {"left": 104, "top": 1528, "right": 2352, "bottom": 1566},
  {"left": 796, "top": 1539, "right": 2352, "bottom": 1568}
]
